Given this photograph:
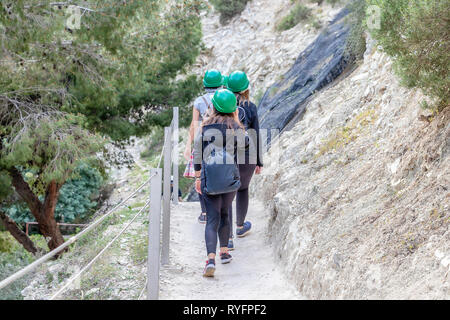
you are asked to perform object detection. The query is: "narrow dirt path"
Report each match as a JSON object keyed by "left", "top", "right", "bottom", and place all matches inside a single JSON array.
[{"left": 159, "top": 200, "right": 302, "bottom": 299}]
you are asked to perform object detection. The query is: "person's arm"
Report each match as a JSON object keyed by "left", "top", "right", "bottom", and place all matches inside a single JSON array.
[
  {"left": 193, "top": 127, "right": 203, "bottom": 194},
  {"left": 184, "top": 107, "right": 200, "bottom": 161},
  {"left": 192, "top": 109, "right": 201, "bottom": 142},
  {"left": 194, "top": 170, "right": 202, "bottom": 194}
]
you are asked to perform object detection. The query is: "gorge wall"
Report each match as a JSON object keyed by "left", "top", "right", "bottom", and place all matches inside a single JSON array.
[
  {"left": 251, "top": 42, "right": 449, "bottom": 299},
  {"left": 195, "top": 0, "right": 449, "bottom": 299}
]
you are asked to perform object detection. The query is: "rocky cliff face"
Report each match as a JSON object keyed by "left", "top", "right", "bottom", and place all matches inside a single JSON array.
[
  {"left": 193, "top": 0, "right": 342, "bottom": 97},
  {"left": 192, "top": 1, "right": 449, "bottom": 299},
  {"left": 251, "top": 43, "right": 449, "bottom": 299}
]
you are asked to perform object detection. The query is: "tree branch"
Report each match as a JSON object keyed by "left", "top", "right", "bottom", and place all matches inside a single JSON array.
[
  {"left": 42, "top": 180, "right": 61, "bottom": 219},
  {"left": 8, "top": 167, "right": 43, "bottom": 219},
  {"left": 0, "top": 211, "right": 39, "bottom": 254}
]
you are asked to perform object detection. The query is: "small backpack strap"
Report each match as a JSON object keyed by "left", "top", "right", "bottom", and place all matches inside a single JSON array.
[{"left": 201, "top": 95, "right": 212, "bottom": 110}]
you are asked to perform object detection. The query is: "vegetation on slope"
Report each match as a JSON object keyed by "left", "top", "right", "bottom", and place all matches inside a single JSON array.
[
  {"left": 210, "top": 0, "right": 252, "bottom": 24},
  {"left": 367, "top": 0, "right": 449, "bottom": 111},
  {"left": 0, "top": 0, "right": 205, "bottom": 254}
]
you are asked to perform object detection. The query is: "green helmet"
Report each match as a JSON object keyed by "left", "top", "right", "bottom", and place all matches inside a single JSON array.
[
  {"left": 222, "top": 75, "right": 229, "bottom": 87},
  {"left": 227, "top": 70, "right": 250, "bottom": 93},
  {"left": 203, "top": 69, "right": 223, "bottom": 88},
  {"left": 211, "top": 89, "right": 237, "bottom": 114}
]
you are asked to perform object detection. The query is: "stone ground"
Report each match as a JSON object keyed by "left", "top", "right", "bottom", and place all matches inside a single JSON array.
[{"left": 159, "top": 200, "right": 302, "bottom": 300}]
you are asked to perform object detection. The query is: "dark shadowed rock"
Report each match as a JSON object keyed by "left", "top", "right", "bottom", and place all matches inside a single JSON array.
[{"left": 258, "top": 8, "right": 352, "bottom": 135}]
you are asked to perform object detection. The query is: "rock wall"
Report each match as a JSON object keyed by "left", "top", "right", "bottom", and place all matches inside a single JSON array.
[
  {"left": 258, "top": 8, "right": 352, "bottom": 133},
  {"left": 191, "top": 1, "right": 449, "bottom": 299},
  {"left": 251, "top": 44, "right": 450, "bottom": 299}
]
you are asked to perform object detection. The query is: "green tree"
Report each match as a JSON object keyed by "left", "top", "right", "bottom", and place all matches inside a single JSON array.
[
  {"left": 0, "top": 109, "right": 104, "bottom": 252},
  {"left": 4, "top": 162, "right": 104, "bottom": 225},
  {"left": 210, "top": 0, "right": 251, "bottom": 24},
  {"left": 0, "top": 0, "right": 205, "bottom": 253}
]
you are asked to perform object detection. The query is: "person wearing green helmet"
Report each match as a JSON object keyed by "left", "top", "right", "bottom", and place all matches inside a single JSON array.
[
  {"left": 226, "top": 71, "right": 263, "bottom": 249},
  {"left": 193, "top": 89, "right": 248, "bottom": 277},
  {"left": 184, "top": 69, "right": 224, "bottom": 224}
]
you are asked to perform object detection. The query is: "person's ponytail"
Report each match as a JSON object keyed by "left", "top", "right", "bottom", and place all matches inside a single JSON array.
[{"left": 202, "top": 108, "right": 244, "bottom": 130}]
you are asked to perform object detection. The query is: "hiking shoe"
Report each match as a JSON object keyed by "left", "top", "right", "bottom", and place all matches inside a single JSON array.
[
  {"left": 220, "top": 252, "right": 233, "bottom": 264},
  {"left": 236, "top": 221, "right": 252, "bottom": 238},
  {"left": 203, "top": 259, "right": 215, "bottom": 277},
  {"left": 198, "top": 213, "right": 207, "bottom": 224},
  {"left": 227, "top": 239, "right": 234, "bottom": 251}
]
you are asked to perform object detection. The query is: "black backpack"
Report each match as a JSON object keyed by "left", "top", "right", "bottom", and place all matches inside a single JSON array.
[{"left": 202, "top": 147, "right": 241, "bottom": 195}]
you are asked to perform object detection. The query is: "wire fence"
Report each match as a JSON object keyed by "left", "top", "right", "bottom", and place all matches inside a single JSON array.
[
  {"left": 0, "top": 107, "right": 180, "bottom": 300},
  {"left": 49, "top": 198, "right": 153, "bottom": 300}
]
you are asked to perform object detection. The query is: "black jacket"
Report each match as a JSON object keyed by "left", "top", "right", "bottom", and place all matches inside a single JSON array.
[{"left": 237, "top": 98, "right": 263, "bottom": 167}]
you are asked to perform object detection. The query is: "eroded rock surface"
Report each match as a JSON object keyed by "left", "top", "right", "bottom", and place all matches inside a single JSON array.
[
  {"left": 251, "top": 42, "right": 450, "bottom": 299},
  {"left": 258, "top": 8, "right": 351, "bottom": 133}
]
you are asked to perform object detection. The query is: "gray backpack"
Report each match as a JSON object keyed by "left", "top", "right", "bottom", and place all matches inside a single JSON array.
[{"left": 202, "top": 147, "right": 241, "bottom": 195}]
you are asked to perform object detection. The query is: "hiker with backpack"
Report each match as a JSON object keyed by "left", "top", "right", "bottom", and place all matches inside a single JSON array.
[
  {"left": 226, "top": 71, "right": 263, "bottom": 250},
  {"left": 184, "top": 69, "right": 225, "bottom": 224},
  {"left": 193, "top": 88, "right": 248, "bottom": 277}
]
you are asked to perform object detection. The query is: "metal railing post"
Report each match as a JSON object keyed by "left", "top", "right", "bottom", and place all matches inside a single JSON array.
[
  {"left": 161, "top": 127, "right": 172, "bottom": 266},
  {"left": 147, "top": 168, "right": 162, "bottom": 300},
  {"left": 172, "top": 107, "right": 179, "bottom": 205}
]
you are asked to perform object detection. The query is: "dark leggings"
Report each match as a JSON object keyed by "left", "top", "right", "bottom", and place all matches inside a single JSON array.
[
  {"left": 199, "top": 193, "right": 207, "bottom": 213},
  {"left": 229, "top": 164, "right": 256, "bottom": 237},
  {"left": 203, "top": 191, "right": 236, "bottom": 255}
]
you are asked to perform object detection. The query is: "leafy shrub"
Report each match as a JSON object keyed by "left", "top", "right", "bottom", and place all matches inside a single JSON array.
[
  {"left": 368, "top": 0, "right": 449, "bottom": 111},
  {"left": 343, "top": 0, "right": 368, "bottom": 61},
  {"left": 210, "top": 0, "right": 252, "bottom": 24},
  {"left": 276, "top": 3, "right": 314, "bottom": 31},
  {"left": 55, "top": 163, "right": 104, "bottom": 222},
  {"left": 327, "top": 0, "right": 342, "bottom": 5},
  {"left": 0, "top": 232, "right": 16, "bottom": 252},
  {"left": 4, "top": 163, "right": 104, "bottom": 226}
]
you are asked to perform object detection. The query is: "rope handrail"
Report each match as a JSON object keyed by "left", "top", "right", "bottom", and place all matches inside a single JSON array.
[
  {"left": 49, "top": 199, "right": 152, "bottom": 300},
  {"left": 138, "top": 279, "right": 148, "bottom": 300},
  {"left": 0, "top": 171, "right": 157, "bottom": 290}
]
